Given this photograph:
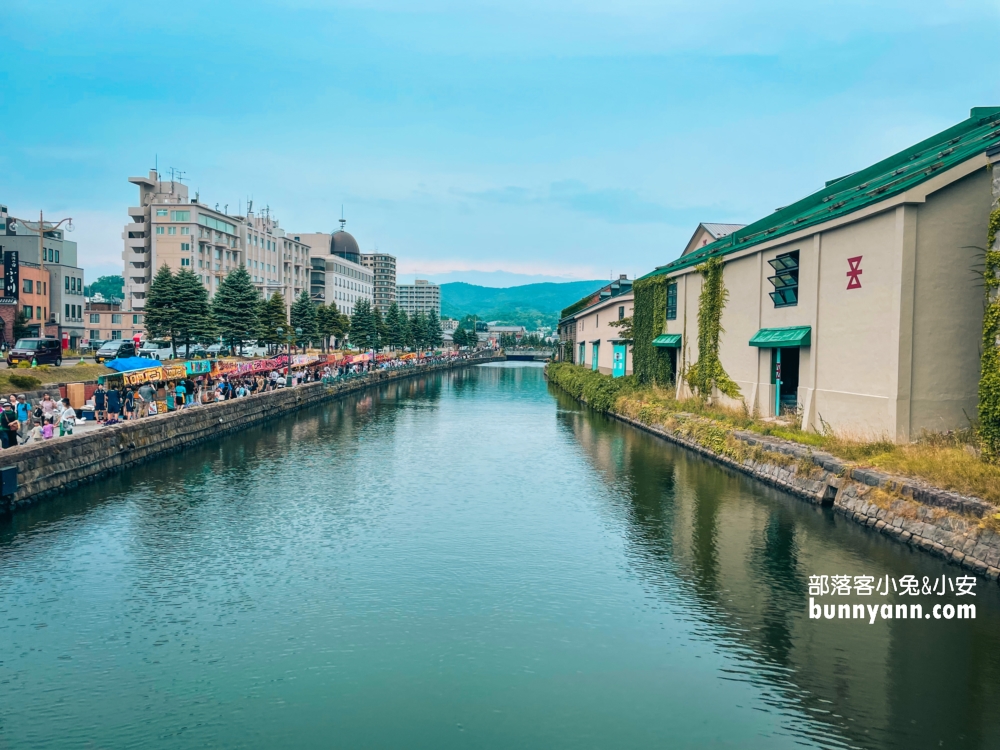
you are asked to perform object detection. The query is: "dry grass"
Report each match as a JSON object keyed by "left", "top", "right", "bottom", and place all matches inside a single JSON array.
[{"left": 611, "top": 382, "right": 1000, "bottom": 505}]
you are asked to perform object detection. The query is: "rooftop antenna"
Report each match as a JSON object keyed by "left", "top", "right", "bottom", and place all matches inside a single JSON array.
[
  {"left": 224, "top": 203, "right": 229, "bottom": 214},
  {"left": 175, "top": 170, "right": 186, "bottom": 184},
  {"left": 248, "top": 198, "right": 253, "bottom": 216},
  {"left": 339, "top": 204, "right": 346, "bottom": 231},
  {"left": 195, "top": 188, "right": 200, "bottom": 201}
]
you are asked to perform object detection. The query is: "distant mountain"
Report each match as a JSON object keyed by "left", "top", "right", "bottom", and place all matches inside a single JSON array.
[{"left": 440, "top": 280, "right": 606, "bottom": 329}]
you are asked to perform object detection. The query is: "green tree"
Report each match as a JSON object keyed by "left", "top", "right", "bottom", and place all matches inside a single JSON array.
[
  {"left": 452, "top": 327, "right": 467, "bottom": 348},
  {"left": 290, "top": 290, "right": 318, "bottom": 351},
  {"left": 410, "top": 311, "right": 427, "bottom": 349},
  {"left": 383, "top": 303, "right": 402, "bottom": 350},
  {"left": 84, "top": 274, "right": 125, "bottom": 300},
  {"left": 350, "top": 298, "right": 379, "bottom": 352},
  {"left": 374, "top": 305, "right": 387, "bottom": 348},
  {"left": 257, "top": 292, "right": 288, "bottom": 352},
  {"left": 144, "top": 265, "right": 178, "bottom": 354},
  {"left": 426, "top": 314, "right": 443, "bottom": 348},
  {"left": 173, "top": 269, "right": 215, "bottom": 353},
  {"left": 318, "top": 301, "right": 348, "bottom": 350},
  {"left": 212, "top": 266, "right": 260, "bottom": 354},
  {"left": 12, "top": 309, "right": 31, "bottom": 341},
  {"left": 399, "top": 309, "right": 411, "bottom": 350}
]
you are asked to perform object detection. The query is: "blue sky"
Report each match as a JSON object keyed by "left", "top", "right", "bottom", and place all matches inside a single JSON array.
[{"left": 1, "top": 0, "right": 998, "bottom": 285}]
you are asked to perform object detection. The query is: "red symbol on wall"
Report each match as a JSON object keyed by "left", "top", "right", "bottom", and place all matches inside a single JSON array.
[{"left": 846, "top": 256, "right": 863, "bottom": 289}]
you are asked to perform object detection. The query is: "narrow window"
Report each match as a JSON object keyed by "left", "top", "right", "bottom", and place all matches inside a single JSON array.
[
  {"left": 666, "top": 282, "right": 678, "bottom": 320},
  {"left": 768, "top": 251, "right": 800, "bottom": 308}
]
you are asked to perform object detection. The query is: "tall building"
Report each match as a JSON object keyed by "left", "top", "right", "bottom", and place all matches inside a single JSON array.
[
  {"left": 293, "top": 221, "right": 372, "bottom": 317},
  {"left": 1, "top": 202, "right": 86, "bottom": 347},
  {"left": 123, "top": 171, "right": 309, "bottom": 319},
  {"left": 360, "top": 252, "right": 396, "bottom": 310},
  {"left": 396, "top": 279, "right": 440, "bottom": 319}
]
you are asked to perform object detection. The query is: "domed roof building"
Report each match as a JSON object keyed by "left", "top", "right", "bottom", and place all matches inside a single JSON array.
[{"left": 330, "top": 218, "right": 360, "bottom": 263}]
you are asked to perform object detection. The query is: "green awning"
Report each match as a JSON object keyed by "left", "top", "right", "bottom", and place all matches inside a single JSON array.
[
  {"left": 749, "top": 326, "right": 811, "bottom": 348},
  {"left": 652, "top": 334, "right": 682, "bottom": 348}
]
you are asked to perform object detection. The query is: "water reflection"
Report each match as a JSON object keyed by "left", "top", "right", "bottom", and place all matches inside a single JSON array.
[{"left": 554, "top": 385, "right": 1000, "bottom": 749}]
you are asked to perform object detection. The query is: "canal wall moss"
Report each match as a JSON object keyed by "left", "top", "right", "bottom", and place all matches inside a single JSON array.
[
  {"left": 2, "top": 354, "right": 502, "bottom": 513},
  {"left": 546, "top": 364, "right": 1000, "bottom": 584}
]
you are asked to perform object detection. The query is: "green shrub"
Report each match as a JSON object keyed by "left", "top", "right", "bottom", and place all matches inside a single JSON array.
[
  {"left": 547, "top": 362, "right": 636, "bottom": 413},
  {"left": 8, "top": 374, "right": 41, "bottom": 389}
]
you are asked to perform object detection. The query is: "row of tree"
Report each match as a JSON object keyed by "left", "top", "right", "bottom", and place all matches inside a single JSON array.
[{"left": 142, "top": 264, "right": 445, "bottom": 356}]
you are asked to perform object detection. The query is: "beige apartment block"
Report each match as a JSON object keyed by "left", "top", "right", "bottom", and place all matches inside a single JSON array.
[
  {"left": 294, "top": 228, "right": 373, "bottom": 317},
  {"left": 641, "top": 107, "right": 1000, "bottom": 442}
]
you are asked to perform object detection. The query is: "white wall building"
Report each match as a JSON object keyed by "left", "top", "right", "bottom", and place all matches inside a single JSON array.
[
  {"left": 293, "top": 226, "right": 372, "bottom": 317},
  {"left": 396, "top": 279, "right": 440, "bottom": 319}
]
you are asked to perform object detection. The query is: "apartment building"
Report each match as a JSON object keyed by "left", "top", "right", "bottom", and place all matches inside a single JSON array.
[
  {"left": 360, "top": 252, "right": 397, "bottom": 310},
  {"left": 123, "top": 171, "right": 309, "bottom": 319},
  {"left": 396, "top": 279, "right": 440, "bottom": 319},
  {"left": 17, "top": 261, "right": 51, "bottom": 337},
  {"left": 294, "top": 227, "right": 373, "bottom": 317},
  {"left": 1, "top": 203, "right": 86, "bottom": 347}
]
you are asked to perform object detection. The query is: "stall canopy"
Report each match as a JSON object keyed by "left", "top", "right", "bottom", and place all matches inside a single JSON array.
[
  {"left": 651, "top": 334, "right": 682, "bottom": 348},
  {"left": 104, "top": 357, "right": 160, "bottom": 373},
  {"left": 748, "top": 326, "right": 811, "bottom": 348}
]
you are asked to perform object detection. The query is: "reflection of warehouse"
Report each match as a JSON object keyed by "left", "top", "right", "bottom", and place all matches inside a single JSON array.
[{"left": 639, "top": 107, "right": 1000, "bottom": 441}]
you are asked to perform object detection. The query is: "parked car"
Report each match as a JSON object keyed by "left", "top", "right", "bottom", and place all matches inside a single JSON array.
[
  {"left": 82, "top": 339, "right": 105, "bottom": 354},
  {"left": 94, "top": 340, "right": 136, "bottom": 364},
  {"left": 174, "top": 343, "right": 208, "bottom": 359},
  {"left": 7, "top": 337, "right": 63, "bottom": 367},
  {"left": 241, "top": 342, "right": 268, "bottom": 358},
  {"left": 139, "top": 341, "right": 173, "bottom": 360},
  {"left": 206, "top": 343, "right": 231, "bottom": 358}
]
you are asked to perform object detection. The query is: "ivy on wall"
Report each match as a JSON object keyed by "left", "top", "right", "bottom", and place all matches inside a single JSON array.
[
  {"left": 979, "top": 205, "right": 1000, "bottom": 459},
  {"left": 685, "top": 256, "right": 741, "bottom": 401},
  {"left": 632, "top": 276, "right": 674, "bottom": 386}
]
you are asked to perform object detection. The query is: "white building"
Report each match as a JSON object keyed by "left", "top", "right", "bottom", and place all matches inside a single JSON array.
[
  {"left": 360, "top": 252, "right": 396, "bottom": 310},
  {"left": 293, "top": 223, "right": 372, "bottom": 317},
  {"left": 396, "top": 279, "right": 440, "bottom": 319}
]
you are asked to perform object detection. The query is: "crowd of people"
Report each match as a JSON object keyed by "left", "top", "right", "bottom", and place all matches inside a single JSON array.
[
  {"left": 0, "top": 350, "right": 489, "bottom": 448},
  {"left": 0, "top": 392, "right": 79, "bottom": 448}
]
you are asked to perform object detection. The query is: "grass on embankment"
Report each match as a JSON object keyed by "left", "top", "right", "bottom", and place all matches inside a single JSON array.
[
  {"left": 0, "top": 363, "right": 113, "bottom": 393},
  {"left": 546, "top": 362, "right": 1000, "bottom": 505}
]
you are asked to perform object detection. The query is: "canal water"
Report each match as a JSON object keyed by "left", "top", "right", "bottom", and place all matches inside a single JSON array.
[{"left": 3, "top": 362, "right": 1000, "bottom": 749}]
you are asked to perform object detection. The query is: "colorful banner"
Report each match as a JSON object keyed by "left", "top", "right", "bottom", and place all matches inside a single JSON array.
[
  {"left": 213, "top": 354, "right": 289, "bottom": 376},
  {"left": 185, "top": 360, "right": 212, "bottom": 374},
  {"left": 162, "top": 363, "right": 187, "bottom": 380}
]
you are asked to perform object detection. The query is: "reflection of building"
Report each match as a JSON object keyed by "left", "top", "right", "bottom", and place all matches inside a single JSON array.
[
  {"left": 640, "top": 108, "right": 1000, "bottom": 440},
  {"left": 2, "top": 202, "right": 86, "bottom": 347},
  {"left": 360, "top": 252, "right": 396, "bottom": 310},
  {"left": 396, "top": 279, "right": 440, "bottom": 319},
  {"left": 294, "top": 222, "right": 373, "bottom": 317},
  {"left": 85, "top": 296, "right": 145, "bottom": 342}
]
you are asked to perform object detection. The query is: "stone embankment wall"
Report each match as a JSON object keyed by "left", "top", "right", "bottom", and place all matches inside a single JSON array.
[
  {"left": 3, "top": 355, "right": 501, "bottom": 513},
  {"left": 550, "top": 375, "right": 1000, "bottom": 583}
]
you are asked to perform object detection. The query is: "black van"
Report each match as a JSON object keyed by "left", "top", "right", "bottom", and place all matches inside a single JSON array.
[
  {"left": 94, "top": 340, "right": 136, "bottom": 364},
  {"left": 7, "top": 338, "right": 63, "bottom": 367}
]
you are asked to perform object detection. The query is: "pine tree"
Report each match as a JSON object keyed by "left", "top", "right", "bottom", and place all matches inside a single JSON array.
[
  {"left": 350, "top": 298, "right": 379, "bottom": 352},
  {"left": 257, "top": 292, "right": 288, "bottom": 352},
  {"left": 413, "top": 311, "right": 431, "bottom": 350},
  {"left": 144, "top": 265, "right": 178, "bottom": 354},
  {"left": 452, "top": 327, "right": 466, "bottom": 348},
  {"left": 384, "top": 303, "right": 402, "bottom": 351},
  {"left": 172, "top": 269, "right": 215, "bottom": 353},
  {"left": 290, "top": 290, "right": 318, "bottom": 351},
  {"left": 399, "top": 309, "right": 412, "bottom": 350},
  {"left": 427, "top": 314, "right": 443, "bottom": 348},
  {"left": 373, "top": 305, "right": 386, "bottom": 350},
  {"left": 212, "top": 266, "right": 260, "bottom": 354}
]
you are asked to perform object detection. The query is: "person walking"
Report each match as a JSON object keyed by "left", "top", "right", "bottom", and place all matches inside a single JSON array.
[
  {"left": 40, "top": 392, "right": 57, "bottom": 422},
  {"left": 123, "top": 386, "right": 136, "bottom": 421},
  {"left": 107, "top": 386, "right": 121, "bottom": 421},
  {"left": 137, "top": 381, "right": 155, "bottom": 417},
  {"left": 15, "top": 394, "right": 31, "bottom": 444}
]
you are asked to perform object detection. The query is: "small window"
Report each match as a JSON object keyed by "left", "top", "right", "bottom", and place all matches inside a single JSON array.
[
  {"left": 767, "top": 251, "right": 800, "bottom": 308},
  {"left": 65, "top": 303, "right": 70, "bottom": 318},
  {"left": 90, "top": 313, "right": 100, "bottom": 323},
  {"left": 111, "top": 330, "right": 122, "bottom": 340},
  {"left": 170, "top": 210, "right": 190, "bottom": 221},
  {"left": 156, "top": 226, "right": 164, "bottom": 235},
  {"left": 65, "top": 277, "right": 70, "bottom": 290},
  {"left": 181, "top": 227, "right": 190, "bottom": 235},
  {"left": 23, "top": 305, "right": 32, "bottom": 319},
  {"left": 181, "top": 243, "right": 190, "bottom": 251},
  {"left": 618, "top": 306, "right": 625, "bottom": 320},
  {"left": 54, "top": 250, "right": 59, "bottom": 263},
  {"left": 181, "top": 258, "right": 190, "bottom": 266},
  {"left": 666, "top": 282, "right": 677, "bottom": 320},
  {"left": 37, "top": 307, "right": 42, "bottom": 319},
  {"left": 133, "top": 314, "right": 141, "bottom": 324},
  {"left": 156, "top": 209, "right": 168, "bottom": 216},
  {"left": 112, "top": 314, "right": 122, "bottom": 324},
  {"left": 22, "top": 279, "right": 32, "bottom": 294},
  {"left": 168, "top": 226, "right": 177, "bottom": 235}
]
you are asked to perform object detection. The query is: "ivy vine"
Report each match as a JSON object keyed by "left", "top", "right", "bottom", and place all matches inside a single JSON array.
[
  {"left": 979, "top": 205, "right": 1000, "bottom": 459},
  {"left": 686, "top": 256, "right": 741, "bottom": 401},
  {"left": 632, "top": 276, "right": 674, "bottom": 386}
]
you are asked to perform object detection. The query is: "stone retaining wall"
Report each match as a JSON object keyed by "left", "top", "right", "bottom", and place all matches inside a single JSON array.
[
  {"left": 550, "top": 375, "right": 1000, "bottom": 584},
  {"left": 2, "top": 355, "right": 502, "bottom": 513}
]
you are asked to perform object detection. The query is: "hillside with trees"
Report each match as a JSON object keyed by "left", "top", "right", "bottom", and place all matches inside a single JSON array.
[{"left": 440, "top": 280, "right": 605, "bottom": 329}]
